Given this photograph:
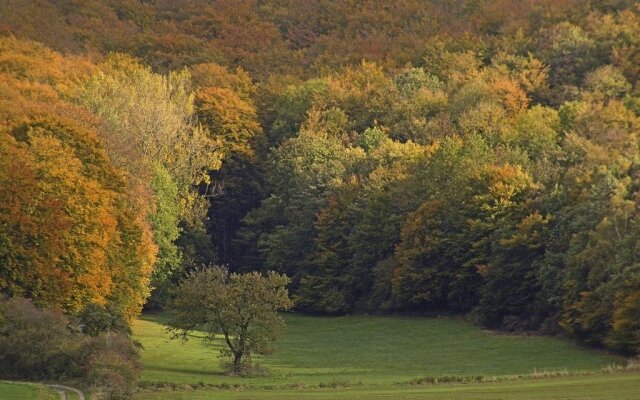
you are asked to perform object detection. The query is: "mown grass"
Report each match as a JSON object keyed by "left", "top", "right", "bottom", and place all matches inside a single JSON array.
[
  {"left": 135, "top": 372, "right": 640, "bottom": 399},
  {"left": 133, "top": 313, "right": 622, "bottom": 389},
  {"left": 0, "top": 381, "right": 58, "bottom": 400}
]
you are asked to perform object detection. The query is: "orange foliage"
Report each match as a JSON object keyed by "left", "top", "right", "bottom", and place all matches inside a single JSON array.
[
  {"left": 0, "top": 38, "right": 156, "bottom": 319},
  {"left": 195, "top": 86, "right": 261, "bottom": 158}
]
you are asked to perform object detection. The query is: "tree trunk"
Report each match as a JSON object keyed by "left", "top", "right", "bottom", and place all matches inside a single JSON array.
[{"left": 232, "top": 352, "right": 243, "bottom": 374}]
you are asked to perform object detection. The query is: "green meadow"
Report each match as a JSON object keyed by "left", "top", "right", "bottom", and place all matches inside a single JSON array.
[
  {"left": 133, "top": 314, "right": 636, "bottom": 399},
  {"left": 135, "top": 373, "right": 640, "bottom": 400},
  {"left": 0, "top": 382, "right": 57, "bottom": 400}
]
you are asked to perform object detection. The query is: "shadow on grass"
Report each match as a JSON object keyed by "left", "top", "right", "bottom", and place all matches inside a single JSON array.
[{"left": 140, "top": 313, "right": 171, "bottom": 324}]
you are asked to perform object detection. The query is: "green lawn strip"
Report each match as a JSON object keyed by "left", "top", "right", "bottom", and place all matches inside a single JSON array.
[
  {"left": 37, "top": 385, "right": 60, "bottom": 400},
  {"left": 134, "top": 313, "right": 622, "bottom": 388},
  {"left": 134, "top": 372, "right": 640, "bottom": 399},
  {"left": 64, "top": 388, "right": 81, "bottom": 400},
  {"left": 0, "top": 381, "right": 58, "bottom": 400}
]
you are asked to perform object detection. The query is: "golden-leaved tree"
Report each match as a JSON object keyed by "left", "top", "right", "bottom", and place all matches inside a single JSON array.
[{"left": 0, "top": 38, "right": 156, "bottom": 319}]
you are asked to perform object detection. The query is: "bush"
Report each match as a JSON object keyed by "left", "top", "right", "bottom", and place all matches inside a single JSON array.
[
  {"left": 0, "top": 297, "right": 141, "bottom": 399},
  {"left": 76, "top": 303, "right": 131, "bottom": 336},
  {"left": 0, "top": 297, "right": 79, "bottom": 379},
  {"left": 79, "top": 333, "right": 141, "bottom": 399}
]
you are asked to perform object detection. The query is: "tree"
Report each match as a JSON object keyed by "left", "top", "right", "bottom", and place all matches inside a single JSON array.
[
  {"left": 167, "top": 267, "right": 293, "bottom": 374},
  {"left": 146, "top": 164, "right": 182, "bottom": 309},
  {"left": 245, "top": 117, "right": 362, "bottom": 288},
  {"left": 392, "top": 136, "right": 494, "bottom": 312},
  {"left": 77, "top": 54, "right": 224, "bottom": 310},
  {"left": 78, "top": 53, "right": 222, "bottom": 191},
  {"left": 297, "top": 178, "right": 361, "bottom": 313},
  {"left": 0, "top": 58, "right": 156, "bottom": 319}
]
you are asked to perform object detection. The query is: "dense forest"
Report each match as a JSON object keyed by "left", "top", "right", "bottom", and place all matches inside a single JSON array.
[{"left": 1, "top": 0, "right": 640, "bottom": 371}]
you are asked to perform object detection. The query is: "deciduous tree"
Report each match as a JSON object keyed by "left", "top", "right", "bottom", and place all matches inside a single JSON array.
[{"left": 167, "top": 267, "right": 292, "bottom": 374}]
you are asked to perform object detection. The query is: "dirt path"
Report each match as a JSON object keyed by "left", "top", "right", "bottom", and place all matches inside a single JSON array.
[{"left": 47, "top": 384, "right": 85, "bottom": 400}]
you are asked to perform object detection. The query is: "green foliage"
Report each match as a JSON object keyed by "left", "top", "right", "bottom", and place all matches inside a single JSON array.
[
  {"left": 539, "top": 22, "right": 598, "bottom": 100},
  {"left": 0, "top": 298, "right": 79, "bottom": 380},
  {"left": 247, "top": 123, "right": 362, "bottom": 286},
  {"left": 507, "top": 105, "right": 561, "bottom": 159},
  {"left": 585, "top": 65, "right": 632, "bottom": 100},
  {"left": 77, "top": 303, "right": 131, "bottom": 337},
  {"left": 147, "top": 164, "right": 182, "bottom": 310},
  {"left": 392, "top": 136, "right": 494, "bottom": 312},
  {"left": 78, "top": 54, "right": 220, "bottom": 190},
  {"left": 267, "top": 79, "right": 329, "bottom": 148},
  {"left": 560, "top": 172, "right": 640, "bottom": 352},
  {"left": 356, "top": 126, "right": 387, "bottom": 152},
  {"left": 166, "top": 267, "right": 293, "bottom": 374},
  {"left": 0, "top": 297, "right": 141, "bottom": 399},
  {"left": 77, "top": 332, "right": 141, "bottom": 400},
  {"left": 297, "top": 179, "right": 362, "bottom": 313}
]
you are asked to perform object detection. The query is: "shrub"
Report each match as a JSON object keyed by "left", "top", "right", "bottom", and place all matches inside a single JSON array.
[
  {"left": 79, "top": 333, "right": 141, "bottom": 400},
  {"left": 0, "top": 297, "right": 141, "bottom": 399},
  {"left": 76, "top": 303, "right": 131, "bottom": 336},
  {"left": 0, "top": 297, "right": 79, "bottom": 379}
]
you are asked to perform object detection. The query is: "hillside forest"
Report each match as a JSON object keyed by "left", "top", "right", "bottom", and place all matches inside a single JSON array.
[{"left": 1, "top": 0, "right": 640, "bottom": 376}]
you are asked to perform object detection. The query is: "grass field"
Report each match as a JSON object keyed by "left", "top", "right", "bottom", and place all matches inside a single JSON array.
[
  {"left": 0, "top": 381, "right": 57, "bottom": 400},
  {"left": 135, "top": 373, "right": 640, "bottom": 399},
  {"left": 132, "top": 313, "right": 636, "bottom": 399}
]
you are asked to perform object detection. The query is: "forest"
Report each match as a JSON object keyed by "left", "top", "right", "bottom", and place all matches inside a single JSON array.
[{"left": 1, "top": 0, "right": 640, "bottom": 397}]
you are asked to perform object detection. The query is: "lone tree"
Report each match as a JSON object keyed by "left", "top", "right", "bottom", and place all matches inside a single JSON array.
[{"left": 166, "top": 266, "right": 293, "bottom": 374}]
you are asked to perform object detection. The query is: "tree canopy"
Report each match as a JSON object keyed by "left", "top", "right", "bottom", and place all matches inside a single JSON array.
[
  {"left": 167, "top": 267, "right": 292, "bottom": 374},
  {"left": 1, "top": 0, "right": 640, "bottom": 358}
]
